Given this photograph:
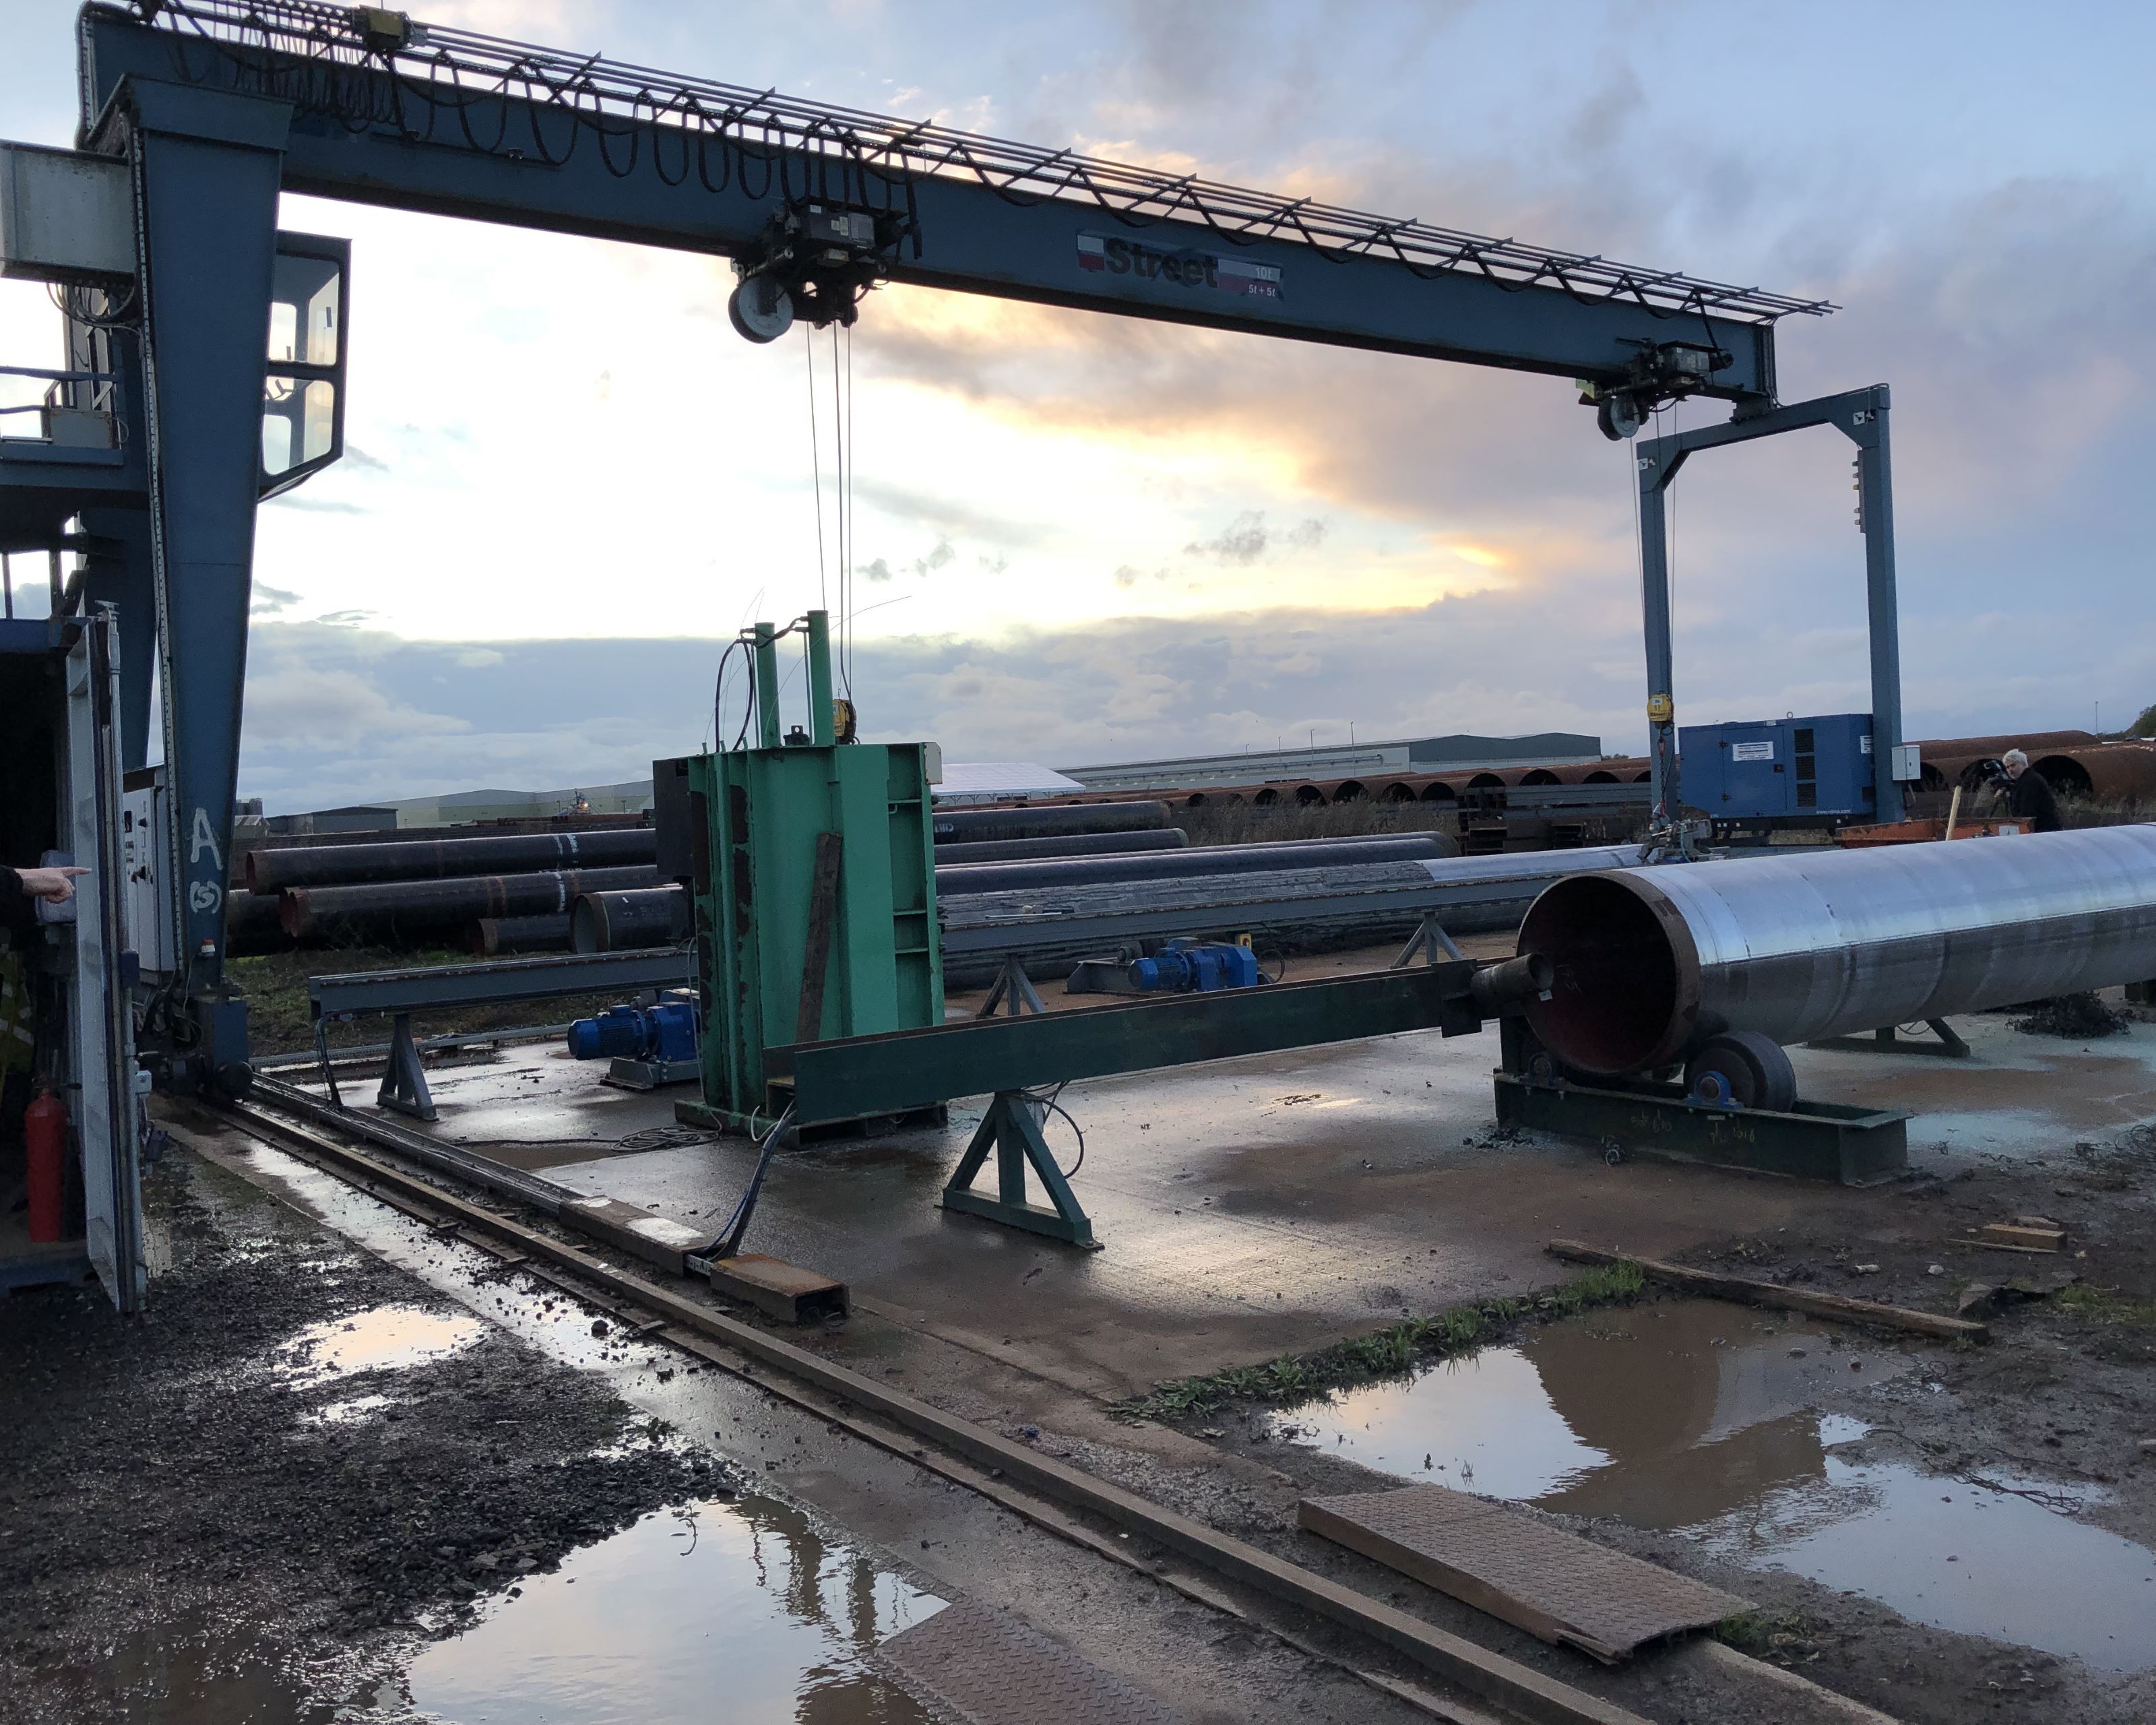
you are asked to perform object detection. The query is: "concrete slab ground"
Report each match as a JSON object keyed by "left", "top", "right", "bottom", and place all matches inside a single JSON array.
[{"left": 291, "top": 953, "right": 2156, "bottom": 1406}]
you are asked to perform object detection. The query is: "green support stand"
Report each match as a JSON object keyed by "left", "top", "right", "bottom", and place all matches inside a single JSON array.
[{"left": 941, "top": 1092, "right": 1100, "bottom": 1249}]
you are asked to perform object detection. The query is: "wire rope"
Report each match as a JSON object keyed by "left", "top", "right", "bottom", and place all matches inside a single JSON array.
[{"left": 804, "top": 324, "right": 827, "bottom": 616}]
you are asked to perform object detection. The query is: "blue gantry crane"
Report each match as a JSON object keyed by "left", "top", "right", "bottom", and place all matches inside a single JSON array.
[{"left": 0, "top": 0, "right": 1910, "bottom": 1077}]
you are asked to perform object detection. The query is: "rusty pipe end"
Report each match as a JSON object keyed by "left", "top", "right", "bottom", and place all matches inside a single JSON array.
[
  {"left": 1468, "top": 952, "right": 1554, "bottom": 1017},
  {"left": 1517, "top": 871, "right": 1701, "bottom": 1075}
]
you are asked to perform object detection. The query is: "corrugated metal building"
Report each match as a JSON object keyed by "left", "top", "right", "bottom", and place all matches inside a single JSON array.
[{"left": 1060, "top": 732, "right": 1600, "bottom": 794}]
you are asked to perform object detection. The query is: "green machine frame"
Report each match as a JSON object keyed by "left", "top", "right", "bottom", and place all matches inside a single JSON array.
[{"left": 676, "top": 612, "right": 943, "bottom": 1135}]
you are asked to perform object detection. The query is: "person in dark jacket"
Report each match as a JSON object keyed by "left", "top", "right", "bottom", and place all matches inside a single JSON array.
[{"left": 2000, "top": 749, "right": 2064, "bottom": 833}]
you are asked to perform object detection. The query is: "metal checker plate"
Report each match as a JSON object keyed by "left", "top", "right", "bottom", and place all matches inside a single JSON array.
[
  {"left": 882, "top": 1600, "right": 1186, "bottom": 1724},
  {"left": 1300, "top": 1485, "right": 1750, "bottom": 1661}
]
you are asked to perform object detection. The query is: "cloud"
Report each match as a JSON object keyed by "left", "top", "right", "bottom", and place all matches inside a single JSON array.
[
  {"left": 910, "top": 538, "right": 957, "bottom": 575},
  {"left": 231, "top": 592, "right": 2156, "bottom": 813},
  {"left": 849, "top": 477, "right": 1046, "bottom": 549},
  {"left": 1180, "top": 511, "right": 1329, "bottom": 565},
  {"left": 250, "top": 584, "right": 302, "bottom": 617},
  {"left": 1184, "top": 511, "right": 1270, "bottom": 565},
  {"left": 858, "top": 557, "right": 895, "bottom": 583}
]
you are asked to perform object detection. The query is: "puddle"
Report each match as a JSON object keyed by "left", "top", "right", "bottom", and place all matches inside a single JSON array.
[
  {"left": 64, "top": 1489, "right": 942, "bottom": 1722},
  {"left": 408, "top": 1493, "right": 943, "bottom": 1724},
  {"left": 274, "top": 1306, "right": 484, "bottom": 1387},
  {"left": 1283, "top": 1299, "right": 1912, "bottom": 1519},
  {"left": 1281, "top": 1297, "right": 2156, "bottom": 1670},
  {"left": 1696, "top": 1455, "right": 2156, "bottom": 1671},
  {"left": 43, "top": 1610, "right": 350, "bottom": 1725}
]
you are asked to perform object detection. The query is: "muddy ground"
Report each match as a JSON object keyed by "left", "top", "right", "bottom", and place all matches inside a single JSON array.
[
  {"left": 0, "top": 1151, "right": 712, "bottom": 1724},
  {"left": 6, "top": 1026, "right": 2155, "bottom": 1724},
  {"left": 1135, "top": 1112, "right": 2156, "bottom": 1725}
]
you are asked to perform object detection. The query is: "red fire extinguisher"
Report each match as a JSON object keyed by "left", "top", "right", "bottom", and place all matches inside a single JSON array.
[{"left": 26, "top": 1086, "right": 67, "bottom": 1245}]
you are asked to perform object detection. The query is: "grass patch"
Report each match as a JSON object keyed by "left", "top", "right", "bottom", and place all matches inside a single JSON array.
[
  {"left": 1114, "top": 1261, "right": 1644, "bottom": 1424},
  {"left": 2055, "top": 1283, "right": 2156, "bottom": 1329},
  {"left": 1715, "top": 1608, "right": 1816, "bottom": 1656}
]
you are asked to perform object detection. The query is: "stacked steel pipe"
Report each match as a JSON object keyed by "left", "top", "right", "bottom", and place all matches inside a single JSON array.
[{"left": 239, "top": 824, "right": 658, "bottom": 950}]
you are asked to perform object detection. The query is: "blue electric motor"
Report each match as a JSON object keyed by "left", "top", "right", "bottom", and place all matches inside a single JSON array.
[
  {"left": 1127, "top": 941, "right": 1262, "bottom": 993},
  {"left": 567, "top": 990, "right": 699, "bottom": 1063}
]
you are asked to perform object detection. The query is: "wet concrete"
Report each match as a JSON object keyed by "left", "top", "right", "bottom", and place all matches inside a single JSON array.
[
  {"left": 1280, "top": 1299, "right": 2156, "bottom": 1672},
  {"left": 300, "top": 991, "right": 2156, "bottom": 1404}
]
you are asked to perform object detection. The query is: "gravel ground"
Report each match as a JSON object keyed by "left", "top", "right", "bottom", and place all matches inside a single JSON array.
[{"left": 0, "top": 1150, "right": 710, "bottom": 1724}]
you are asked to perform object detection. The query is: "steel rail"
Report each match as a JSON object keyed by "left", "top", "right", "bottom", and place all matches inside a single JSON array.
[
  {"left": 123, "top": 0, "right": 1831, "bottom": 321},
  {"left": 208, "top": 1090, "right": 1649, "bottom": 1725}
]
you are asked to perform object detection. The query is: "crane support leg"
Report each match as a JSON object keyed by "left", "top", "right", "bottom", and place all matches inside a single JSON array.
[
  {"left": 108, "top": 82, "right": 292, "bottom": 1055},
  {"left": 1634, "top": 385, "right": 1905, "bottom": 833}
]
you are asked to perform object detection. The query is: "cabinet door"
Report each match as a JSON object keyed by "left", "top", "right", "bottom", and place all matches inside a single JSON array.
[{"left": 65, "top": 613, "right": 142, "bottom": 1312}]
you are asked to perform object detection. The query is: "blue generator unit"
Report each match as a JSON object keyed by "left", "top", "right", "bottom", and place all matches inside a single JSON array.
[
  {"left": 1679, "top": 713, "right": 1876, "bottom": 826},
  {"left": 1127, "top": 941, "right": 1263, "bottom": 993}
]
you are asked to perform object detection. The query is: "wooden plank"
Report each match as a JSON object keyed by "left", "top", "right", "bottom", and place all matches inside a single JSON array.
[
  {"left": 795, "top": 830, "right": 844, "bottom": 1044},
  {"left": 1978, "top": 1221, "right": 2064, "bottom": 1252},
  {"left": 1300, "top": 1488, "right": 1750, "bottom": 1664},
  {"left": 1546, "top": 1241, "right": 1988, "bottom": 1342},
  {"left": 704, "top": 1252, "right": 848, "bottom": 1325}
]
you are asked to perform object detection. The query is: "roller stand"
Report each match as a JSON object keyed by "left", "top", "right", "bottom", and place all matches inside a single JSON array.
[{"left": 1492, "top": 1019, "right": 1909, "bottom": 1186}]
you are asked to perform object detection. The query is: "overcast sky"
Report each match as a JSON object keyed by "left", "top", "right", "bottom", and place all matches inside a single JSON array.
[{"left": 3, "top": 0, "right": 2153, "bottom": 811}]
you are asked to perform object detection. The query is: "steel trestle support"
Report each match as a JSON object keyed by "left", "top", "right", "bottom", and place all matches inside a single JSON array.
[{"left": 942, "top": 1092, "right": 1098, "bottom": 1249}]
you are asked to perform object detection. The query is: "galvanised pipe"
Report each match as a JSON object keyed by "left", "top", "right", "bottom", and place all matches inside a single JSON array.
[
  {"left": 932, "top": 801, "right": 1168, "bottom": 843},
  {"left": 934, "top": 834, "right": 1460, "bottom": 898},
  {"left": 1518, "top": 825, "right": 2156, "bottom": 1077},
  {"left": 932, "top": 828, "right": 1188, "bottom": 865},
  {"left": 282, "top": 865, "right": 661, "bottom": 939},
  {"left": 247, "top": 827, "right": 656, "bottom": 894}
]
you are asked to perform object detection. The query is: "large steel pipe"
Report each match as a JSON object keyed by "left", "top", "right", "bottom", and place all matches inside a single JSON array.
[
  {"left": 932, "top": 801, "right": 1168, "bottom": 844},
  {"left": 1518, "top": 825, "right": 2156, "bottom": 1075},
  {"left": 935, "top": 834, "right": 1460, "bottom": 898},
  {"left": 571, "top": 885, "right": 690, "bottom": 953},
  {"left": 282, "top": 865, "right": 661, "bottom": 939},
  {"left": 467, "top": 914, "right": 571, "bottom": 956},
  {"left": 247, "top": 827, "right": 656, "bottom": 894},
  {"left": 932, "top": 828, "right": 1188, "bottom": 865}
]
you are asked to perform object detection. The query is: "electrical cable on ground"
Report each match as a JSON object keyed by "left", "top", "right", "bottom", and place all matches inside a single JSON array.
[{"left": 1017, "top": 1079, "right": 1085, "bottom": 1179}]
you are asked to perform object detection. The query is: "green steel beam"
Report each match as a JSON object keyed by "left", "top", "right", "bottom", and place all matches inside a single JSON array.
[
  {"left": 752, "top": 622, "right": 782, "bottom": 749},
  {"left": 767, "top": 962, "right": 1484, "bottom": 1127}
]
